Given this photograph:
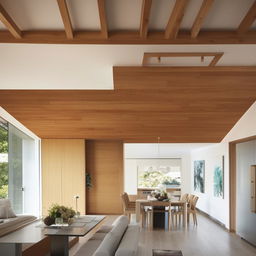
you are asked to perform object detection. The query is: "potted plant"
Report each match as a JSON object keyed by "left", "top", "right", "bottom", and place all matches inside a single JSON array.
[{"left": 44, "top": 204, "right": 76, "bottom": 226}]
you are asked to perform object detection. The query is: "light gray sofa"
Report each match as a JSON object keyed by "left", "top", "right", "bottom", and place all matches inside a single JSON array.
[
  {"left": 0, "top": 199, "right": 37, "bottom": 237},
  {"left": 75, "top": 215, "right": 140, "bottom": 256}
]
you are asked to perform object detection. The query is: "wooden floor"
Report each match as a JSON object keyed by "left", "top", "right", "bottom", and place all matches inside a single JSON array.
[{"left": 70, "top": 214, "right": 256, "bottom": 256}]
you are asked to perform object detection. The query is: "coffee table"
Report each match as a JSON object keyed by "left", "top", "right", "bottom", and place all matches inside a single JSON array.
[
  {"left": 44, "top": 215, "right": 105, "bottom": 256},
  {"left": 0, "top": 215, "right": 105, "bottom": 256}
]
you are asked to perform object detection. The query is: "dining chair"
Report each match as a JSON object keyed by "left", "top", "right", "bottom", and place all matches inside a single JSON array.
[
  {"left": 180, "top": 193, "right": 189, "bottom": 202},
  {"left": 120, "top": 192, "right": 136, "bottom": 221},
  {"left": 187, "top": 196, "right": 199, "bottom": 225}
]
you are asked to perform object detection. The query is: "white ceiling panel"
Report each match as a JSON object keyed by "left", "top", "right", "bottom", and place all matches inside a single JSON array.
[
  {"left": 0, "top": 0, "right": 63, "bottom": 30},
  {"left": 106, "top": 0, "right": 142, "bottom": 30},
  {"left": 66, "top": 0, "right": 101, "bottom": 30},
  {"left": 202, "top": 0, "right": 255, "bottom": 30},
  {"left": 148, "top": 0, "right": 175, "bottom": 30}
]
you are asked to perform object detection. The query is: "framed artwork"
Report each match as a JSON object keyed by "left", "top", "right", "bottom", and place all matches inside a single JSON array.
[
  {"left": 194, "top": 160, "right": 205, "bottom": 193},
  {"left": 213, "top": 155, "right": 224, "bottom": 198}
]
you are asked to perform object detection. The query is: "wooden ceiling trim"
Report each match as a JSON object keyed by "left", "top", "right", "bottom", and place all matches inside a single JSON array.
[
  {"left": 209, "top": 52, "right": 224, "bottom": 66},
  {"left": 191, "top": 0, "right": 215, "bottom": 38},
  {"left": 56, "top": 0, "right": 73, "bottom": 39},
  {"left": 98, "top": 0, "right": 108, "bottom": 38},
  {"left": 237, "top": 1, "right": 256, "bottom": 34},
  {"left": 0, "top": 3, "right": 21, "bottom": 39},
  {"left": 142, "top": 52, "right": 224, "bottom": 66},
  {"left": 165, "top": 0, "right": 190, "bottom": 39},
  {"left": 140, "top": 0, "right": 152, "bottom": 38},
  {"left": 1, "top": 30, "right": 256, "bottom": 44}
]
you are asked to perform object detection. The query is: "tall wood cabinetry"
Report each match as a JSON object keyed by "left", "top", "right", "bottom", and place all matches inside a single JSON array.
[{"left": 41, "top": 139, "right": 85, "bottom": 216}]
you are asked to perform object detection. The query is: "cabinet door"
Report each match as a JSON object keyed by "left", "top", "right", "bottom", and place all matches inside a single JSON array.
[
  {"left": 42, "top": 140, "right": 85, "bottom": 216},
  {"left": 42, "top": 140, "right": 63, "bottom": 216},
  {"left": 62, "top": 140, "right": 85, "bottom": 214}
]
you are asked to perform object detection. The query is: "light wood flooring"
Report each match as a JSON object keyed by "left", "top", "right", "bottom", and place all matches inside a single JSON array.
[{"left": 70, "top": 214, "right": 256, "bottom": 256}]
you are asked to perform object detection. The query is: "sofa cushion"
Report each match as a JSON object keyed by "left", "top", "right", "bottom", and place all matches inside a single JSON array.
[
  {"left": 96, "top": 225, "right": 113, "bottom": 233},
  {"left": 90, "top": 232, "right": 108, "bottom": 241},
  {"left": 93, "top": 216, "right": 129, "bottom": 256},
  {"left": 115, "top": 224, "right": 140, "bottom": 256},
  {"left": 0, "top": 215, "right": 37, "bottom": 237},
  {"left": 75, "top": 239, "right": 103, "bottom": 256},
  {"left": 0, "top": 199, "right": 16, "bottom": 218}
]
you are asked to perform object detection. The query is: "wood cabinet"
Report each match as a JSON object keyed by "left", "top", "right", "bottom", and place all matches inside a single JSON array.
[{"left": 41, "top": 139, "right": 85, "bottom": 216}]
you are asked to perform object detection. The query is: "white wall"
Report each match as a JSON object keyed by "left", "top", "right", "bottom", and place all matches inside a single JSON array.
[
  {"left": 191, "top": 101, "right": 256, "bottom": 229},
  {"left": 124, "top": 143, "right": 213, "bottom": 195}
]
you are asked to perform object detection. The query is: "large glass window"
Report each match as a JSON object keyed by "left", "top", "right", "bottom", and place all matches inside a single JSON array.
[
  {"left": 0, "top": 117, "right": 40, "bottom": 215},
  {"left": 0, "top": 118, "right": 8, "bottom": 199}
]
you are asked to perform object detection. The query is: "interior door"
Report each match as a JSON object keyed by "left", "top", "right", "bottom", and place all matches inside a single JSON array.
[{"left": 86, "top": 140, "right": 123, "bottom": 214}]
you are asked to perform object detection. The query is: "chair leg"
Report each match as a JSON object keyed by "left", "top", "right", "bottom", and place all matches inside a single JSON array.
[
  {"left": 187, "top": 212, "right": 190, "bottom": 225},
  {"left": 194, "top": 212, "right": 198, "bottom": 226},
  {"left": 168, "top": 212, "right": 172, "bottom": 230}
]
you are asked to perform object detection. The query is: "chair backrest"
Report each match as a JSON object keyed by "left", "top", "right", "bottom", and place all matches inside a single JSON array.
[
  {"left": 190, "top": 196, "right": 199, "bottom": 210},
  {"left": 180, "top": 193, "right": 189, "bottom": 202},
  {"left": 121, "top": 192, "right": 130, "bottom": 210},
  {"left": 187, "top": 194, "right": 195, "bottom": 204}
]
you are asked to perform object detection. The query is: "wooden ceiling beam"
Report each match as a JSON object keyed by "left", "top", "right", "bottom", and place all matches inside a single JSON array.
[
  {"left": 0, "top": 3, "right": 21, "bottom": 39},
  {"left": 238, "top": 1, "right": 256, "bottom": 34},
  {"left": 191, "top": 0, "right": 214, "bottom": 38},
  {"left": 165, "top": 0, "right": 190, "bottom": 39},
  {"left": 98, "top": 0, "right": 108, "bottom": 38},
  {"left": 1, "top": 30, "right": 256, "bottom": 44},
  {"left": 140, "top": 0, "right": 152, "bottom": 38},
  {"left": 56, "top": 0, "right": 73, "bottom": 39}
]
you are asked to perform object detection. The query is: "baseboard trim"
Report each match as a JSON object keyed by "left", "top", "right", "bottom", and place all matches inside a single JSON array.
[{"left": 196, "top": 208, "right": 228, "bottom": 231}]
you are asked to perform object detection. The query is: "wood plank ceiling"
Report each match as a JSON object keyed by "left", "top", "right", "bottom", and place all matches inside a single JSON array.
[
  {"left": 0, "top": 0, "right": 256, "bottom": 44},
  {"left": 1, "top": 66, "right": 256, "bottom": 142}
]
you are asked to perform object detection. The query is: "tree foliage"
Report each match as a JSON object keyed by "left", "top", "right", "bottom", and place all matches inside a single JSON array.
[{"left": 0, "top": 127, "right": 8, "bottom": 153}]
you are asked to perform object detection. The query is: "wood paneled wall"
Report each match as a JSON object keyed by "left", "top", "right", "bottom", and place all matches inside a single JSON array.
[
  {"left": 41, "top": 139, "right": 85, "bottom": 216},
  {"left": 86, "top": 140, "right": 124, "bottom": 214}
]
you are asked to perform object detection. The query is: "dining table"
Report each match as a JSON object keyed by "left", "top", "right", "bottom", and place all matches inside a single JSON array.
[{"left": 135, "top": 199, "right": 187, "bottom": 228}]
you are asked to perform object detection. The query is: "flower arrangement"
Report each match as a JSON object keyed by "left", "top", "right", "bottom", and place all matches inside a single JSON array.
[
  {"left": 151, "top": 189, "right": 169, "bottom": 201},
  {"left": 43, "top": 204, "right": 76, "bottom": 226}
]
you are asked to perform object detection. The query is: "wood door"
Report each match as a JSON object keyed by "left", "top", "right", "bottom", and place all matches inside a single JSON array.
[{"left": 86, "top": 140, "right": 124, "bottom": 214}]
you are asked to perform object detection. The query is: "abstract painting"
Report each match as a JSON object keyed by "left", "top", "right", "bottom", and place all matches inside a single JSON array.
[
  {"left": 213, "top": 156, "right": 224, "bottom": 198},
  {"left": 194, "top": 160, "right": 205, "bottom": 193}
]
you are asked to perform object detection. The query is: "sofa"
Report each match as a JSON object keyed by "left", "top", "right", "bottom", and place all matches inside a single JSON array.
[
  {"left": 75, "top": 215, "right": 140, "bottom": 256},
  {"left": 0, "top": 199, "right": 37, "bottom": 237}
]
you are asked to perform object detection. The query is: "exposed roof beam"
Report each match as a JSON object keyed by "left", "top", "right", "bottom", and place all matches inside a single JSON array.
[
  {"left": 56, "top": 0, "right": 73, "bottom": 39},
  {"left": 191, "top": 0, "right": 214, "bottom": 38},
  {"left": 1, "top": 30, "right": 256, "bottom": 44},
  {"left": 0, "top": 3, "right": 21, "bottom": 39},
  {"left": 140, "top": 0, "right": 152, "bottom": 38},
  {"left": 165, "top": 0, "right": 190, "bottom": 39},
  {"left": 237, "top": 1, "right": 256, "bottom": 34},
  {"left": 98, "top": 0, "right": 108, "bottom": 38}
]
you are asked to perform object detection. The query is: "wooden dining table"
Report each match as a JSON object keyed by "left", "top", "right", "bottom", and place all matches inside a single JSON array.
[{"left": 135, "top": 199, "right": 187, "bottom": 228}]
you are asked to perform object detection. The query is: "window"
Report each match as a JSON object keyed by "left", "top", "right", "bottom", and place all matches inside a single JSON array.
[
  {"left": 0, "top": 118, "right": 8, "bottom": 199},
  {"left": 137, "top": 158, "right": 181, "bottom": 188},
  {"left": 0, "top": 116, "right": 40, "bottom": 216}
]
